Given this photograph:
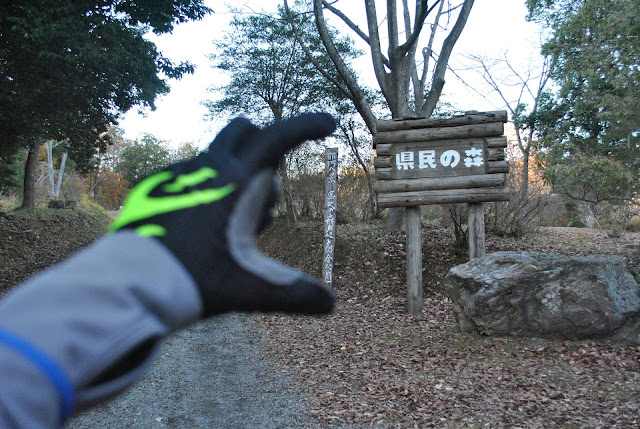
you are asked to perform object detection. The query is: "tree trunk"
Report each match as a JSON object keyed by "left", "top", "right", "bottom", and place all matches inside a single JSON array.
[
  {"left": 46, "top": 140, "right": 55, "bottom": 196},
  {"left": 279, "top": 157, "right": 299, "bottom": 228},
  {"left": 54, "top": 152, "right": 68, "bottom": 198},
  {"left": 384, "top": 104, "right": 410, "bottom": 230},
  {"left": 522, "top": 150, "right": 530, "bottom": 197},
  {"left": 521, "top": 128, "right": 535, "bottom": 197},
  {"left": 21, "top": 141, "right": 40, "bottom": 209}
]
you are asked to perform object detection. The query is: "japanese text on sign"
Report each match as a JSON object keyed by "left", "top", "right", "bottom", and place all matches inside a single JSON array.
[
  {"left": 396, "top": 147, "right": 484, "bottom": 171},
  {"left": 323, "top": 148, "right": 338, "bottom": 287}
]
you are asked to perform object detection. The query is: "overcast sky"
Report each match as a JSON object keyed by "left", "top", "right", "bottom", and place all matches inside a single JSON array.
[{"left": 119, "top": 0, "right": 542, "bottom": 149}]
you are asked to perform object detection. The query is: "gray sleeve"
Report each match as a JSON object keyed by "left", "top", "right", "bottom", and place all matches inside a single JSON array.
[{"left": 0, "top": 232, "right": 203, "bottom": 428}]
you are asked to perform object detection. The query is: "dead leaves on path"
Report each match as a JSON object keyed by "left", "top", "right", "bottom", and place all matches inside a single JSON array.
[
  {"left": 255, "top": 222, "right": 640, "bottom": 427},
  {"left": 257, "top": 296, "right": 639, "bottom": 427}
]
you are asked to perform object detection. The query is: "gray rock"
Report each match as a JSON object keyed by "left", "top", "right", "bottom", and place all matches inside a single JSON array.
[{"left": 444, "top": 252, "right": 640, "bottom": 343}]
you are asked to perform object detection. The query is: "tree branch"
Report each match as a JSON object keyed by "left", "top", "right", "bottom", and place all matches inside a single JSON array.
[
  {"left": 421, "top": 0, "right": 475, "bottom": 117},
  {"left": 283, "top": 1, "right": 351, "bottom": 100},
  {"left": 320, "top": 2, "right": 367, "bottom": 46},
  {"left": 419, "top": 0, "right": 445, "bottom": 103},
  {"left": 310, "top": 0, "right": 378, "bottom": 134},
  {"left": 364, "top": 0, "right": 390, "bottom": 97},
  {"left": 387, "top": 0, "right": 399, "bottom": 57},
  {"left": 320, "top": 0, "right": 391, "bottom": 68},
  {"left": 403, "top": 0, "right": 422, "bottom": 111},
  {"left": 397, "top": 0, "right": 431, "bottom": 57}
]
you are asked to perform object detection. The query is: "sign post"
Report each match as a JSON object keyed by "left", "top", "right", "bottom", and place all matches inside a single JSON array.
[
  {"left": 374, "top": 111, "right": 510, "bottom": 312},
  {"left": 468, "top": 202, "right": 486, "bottom": 259},
  {"left": 406, "top": 206, "right": 423, "bottom": 313},
  {"left": 323, "top": 147, "right": 339, "bottom": 289}
]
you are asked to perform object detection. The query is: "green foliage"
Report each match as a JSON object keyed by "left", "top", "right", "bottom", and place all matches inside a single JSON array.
[
  {"left": 77, "top": 194, "right": 106, "bottom": 217},
  {"left": 542, "top": 152, "right": 636, "bottom": 205},
  {"left": 206, "top": 5, "right": 358, "bottom": 124},
  {"left": 527, "top": 0, "right": 640, "bottom": 205},
  {"left": 171, "top": 142, "right": 199, "bottom": 163},
  {"left": 0, "top": 0, "right": 210, "bottom": 165},
  {"left": 115, "top": 134, "right": 171, "bottom": 187},
  {"left": 563, "top": 201, "right": 585, "bottom": 227},
  {"left": 0, "top": 149, "right": 25, "bottom": 194},
  {"left": 75, "top": 194, "right": 113, "bottom": 234}
]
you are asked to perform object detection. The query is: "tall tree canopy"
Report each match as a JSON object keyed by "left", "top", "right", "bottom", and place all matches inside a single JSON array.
[
  {"left": 206, "top": 6, "right": 358, "bottom": 124},
  {"left": 0, "top": 0, "right": 210, "bottom": 207},
  {"left": 115, "top": 134, "right": 172, "bottom": 187},
  {"left": 206, "top": 5, "right": 361, "bottom": 224},
  {"left": 527, "top": 0, "right": 640, "bottom": 203}
]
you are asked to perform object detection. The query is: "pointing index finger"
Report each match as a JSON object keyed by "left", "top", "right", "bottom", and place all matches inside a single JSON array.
[{"left": 245, "top": 113, "right": 336, "bottom": 171}]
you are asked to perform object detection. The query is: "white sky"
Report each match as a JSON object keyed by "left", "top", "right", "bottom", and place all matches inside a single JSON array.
[{"left": 119, "top": 0, "right": 542, "bottom": 149}]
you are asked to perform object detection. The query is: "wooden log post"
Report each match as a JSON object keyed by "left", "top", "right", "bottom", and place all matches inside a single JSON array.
[
  {"left": 468, "top": 202, "right": 486, "bottom": 259},
  {"left": 322, "top": 147, "right": 339, "bottom": 289},
  {"left": 406, "top": 206, "right": 423, "bottom": 313}
]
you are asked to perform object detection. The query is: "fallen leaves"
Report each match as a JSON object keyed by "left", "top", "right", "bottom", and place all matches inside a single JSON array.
[
  {"left": 255, "top": 220, "right": 640, "bottom": 427},
  {"left": 0, "top": 211, "right": 110, "bottom": 295}
]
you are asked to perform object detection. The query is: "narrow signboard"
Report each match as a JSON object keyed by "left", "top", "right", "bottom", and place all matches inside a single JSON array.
[{"left": 323, "top": 147, "right": 339, "bottom": 289}]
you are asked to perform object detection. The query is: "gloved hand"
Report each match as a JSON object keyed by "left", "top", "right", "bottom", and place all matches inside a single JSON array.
[{"left": 109, "top": 113, "right": 336, "bottom": 316}]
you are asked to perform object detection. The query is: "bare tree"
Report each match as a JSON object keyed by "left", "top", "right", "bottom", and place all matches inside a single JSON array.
[
  {"left": 44, "top": 140, "right": 68, "bottom": 198},
  {"left": 336, "top": 115, "right": 378, "bottom": 219},
  {"left": 460, "top": 53, "right": 553, "bottom": 196},
  {"left": 285, "top": 0, "right": 475, "bottom": 229}
]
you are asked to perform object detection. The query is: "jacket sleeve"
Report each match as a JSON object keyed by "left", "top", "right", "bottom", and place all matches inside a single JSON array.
[{"left": 0, "top": 231, "right": 203, "bottom": 428}]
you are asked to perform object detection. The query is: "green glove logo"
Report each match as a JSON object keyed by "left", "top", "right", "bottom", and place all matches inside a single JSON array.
[{"left": 109, "top": 167, "right": 235, "bottom": 237}]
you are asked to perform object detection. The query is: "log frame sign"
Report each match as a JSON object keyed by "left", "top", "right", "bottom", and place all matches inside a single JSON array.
[
  {"left": 373, "top": 111, "right": 510, "bottom": 314},
  {"left": 374, "top": 111, "right": 510, "bottom": 208}
]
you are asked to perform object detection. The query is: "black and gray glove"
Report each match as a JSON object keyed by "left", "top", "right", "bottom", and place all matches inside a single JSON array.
[{"left": 109, "top": 113, "right": 336, "bottom": 316}]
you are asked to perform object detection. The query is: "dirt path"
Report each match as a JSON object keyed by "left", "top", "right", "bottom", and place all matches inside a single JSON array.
[{"left": 67, "top": 314, "right": 318, "bottom": 429}]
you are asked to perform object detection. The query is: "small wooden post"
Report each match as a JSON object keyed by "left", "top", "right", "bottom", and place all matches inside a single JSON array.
[
  {"left": 468, "top": 202, "right": 486, "bottom": 259},
  {"left": 322, "top": 147, "right": 339, "bottom": 289},
  {"left": 406, "top": 206, "right": 423, "bottom": 313}
]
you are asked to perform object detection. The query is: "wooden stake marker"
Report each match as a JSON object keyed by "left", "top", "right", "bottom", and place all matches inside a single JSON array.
[
  {"left": 323, "top": 147, "right": 339, "bottom": 289},
  {"left": 374, "top": 111, "right": 510, "bottom": 313}
]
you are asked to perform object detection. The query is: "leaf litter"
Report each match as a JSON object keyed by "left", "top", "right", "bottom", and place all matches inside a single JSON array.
[{"left": 256, "top": 220, "right": 640, "bottom": 428}]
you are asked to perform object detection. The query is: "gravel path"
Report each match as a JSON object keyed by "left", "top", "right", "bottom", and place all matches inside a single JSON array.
[{"left": 67, "top": 314, "right": 315, "bottom": 429}]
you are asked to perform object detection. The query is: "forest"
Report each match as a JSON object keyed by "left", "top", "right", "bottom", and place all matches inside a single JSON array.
[
  {"left": 0, "top": 0, "right": 637, "bottom": 234},
  {"left": 1, "top": 0, "right": 639, "bottom": 427}
]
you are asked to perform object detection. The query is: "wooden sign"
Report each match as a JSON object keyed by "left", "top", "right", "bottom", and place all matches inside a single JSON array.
[
  {"left": 373, "top": 111, "right": 510, "bottom": 313},
  {"left": 387, "top": 139, "right": 488, "bottom": 179},
  {"left": 374, "top": 111, "right": 510, "bottom": 208},
  {"left": 322, "top": 147, "right": 338, "bottom": 289}
]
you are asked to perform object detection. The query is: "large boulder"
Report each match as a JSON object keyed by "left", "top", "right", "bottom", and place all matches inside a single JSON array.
[{"left": 444, "top": 252, "right": 640, "bottom": 343}]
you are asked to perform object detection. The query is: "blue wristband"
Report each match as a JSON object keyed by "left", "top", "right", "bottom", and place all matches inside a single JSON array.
[{"left": 0, "top": 327, "right": 75, "bottom": 424}]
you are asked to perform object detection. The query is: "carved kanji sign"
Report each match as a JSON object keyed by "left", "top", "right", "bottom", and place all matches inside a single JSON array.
[{"left": 373, "top": 111, "right": 510, "bottom": 208}]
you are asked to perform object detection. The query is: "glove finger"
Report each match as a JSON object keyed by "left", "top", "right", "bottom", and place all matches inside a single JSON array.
[
  {"left": 244, "top": 113, "right": 336, "bottom": 172},
  {"left": 225, "top": 170, "right": 335, "bottom": 314},
  {"left": 224, "top": 271, "right": 335, "bottom": 314},
  {"left": 205, "top": 117, "right": 260, "bottom": 156}
]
